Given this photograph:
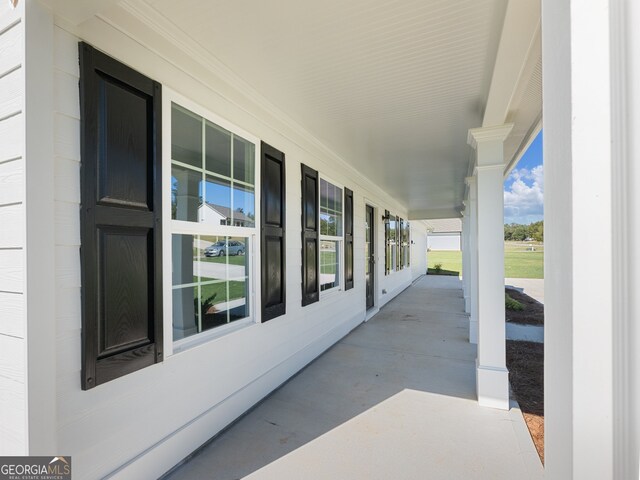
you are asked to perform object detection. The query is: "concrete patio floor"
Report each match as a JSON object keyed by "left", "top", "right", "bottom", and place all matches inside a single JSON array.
[{"left": 163, "top": 276, "right": 543, "bottom": 480}]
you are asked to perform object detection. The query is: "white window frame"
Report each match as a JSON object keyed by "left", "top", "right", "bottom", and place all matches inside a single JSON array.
[
  {"left": 319, "top": 174, "right": 344, "bottom": 296},
  {"left": 388, "top": 214, "right": 397, "bottom": 274},
  {"left": 162, "top": 89, "right": 261, "bottom": 357}
]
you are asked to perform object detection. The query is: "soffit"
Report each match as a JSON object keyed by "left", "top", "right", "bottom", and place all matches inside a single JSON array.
[
  {"left": 424, "top": 218, "right": 462, "bottom": 233},
  {"left": 140, "top": 0, "right": 509, "bottom": 215}
]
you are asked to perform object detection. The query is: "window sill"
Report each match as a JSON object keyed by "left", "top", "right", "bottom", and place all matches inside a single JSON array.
[
  {"left": 171, "top": 316, "right": 255, "bottom": 355},
  {"left": 320, "top": 286, "right": 342, "bottom": 300}
]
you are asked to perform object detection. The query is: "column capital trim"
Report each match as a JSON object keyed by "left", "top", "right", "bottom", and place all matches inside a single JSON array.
[
  {"left": 474, "top": 164, "right": 504, "bottom": 175},
  {"left": 467, "top": 123, "right": 514, "bottom": 149}
]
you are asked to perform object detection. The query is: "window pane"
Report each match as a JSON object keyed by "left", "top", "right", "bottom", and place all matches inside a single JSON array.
[
  {"left": 205, "top": 121, "right": 231, "bottom": 177},
  {"left": 320, "top": 240, "right": 339, "bottom": 291},
  {"left": 173, "top": 234, "right": 251, "bottom": 340},
  {"left": 173, "top": 286, "right": 198, "bottom": 341},
  {"left": 202, "top": 175, "right": 231, "bottom": 226},
  {"left": 321, "top": 179, "right": 328, "bottom": 211},
  {"left": 232, "top": 184, "right": 255, "bottom": 227},
  {"left": 199, "top": 235, "right": 227, "bottom": 283},
  {"left": 171, "top": 165, "right": 202, "bottom": 222},
  {"left": 233, "top": 136, "right": 255, "bottom": 186},
  {"left": 227, "top": 236, "right": 250, "bottom": 321},
  {"left": 199, "top": 282, "right": 229, "bottom": 331},
  {"left": 334, "top": 186, "right": 342, "bottom": 218},
  {"left": 172, "top": 234, "right": 196, "bottom": 286},
  {"left": 389, "top": 218, "right": 396, "bottom": 272},
  {"left": 320, "top": 212, "right": 330, "bottom": 236},
  {"left": 171, "top": 104, "right": 202, "bottom": 167},
  {"left": 320, "top": 179, "right": 342, "bottom": 237}
]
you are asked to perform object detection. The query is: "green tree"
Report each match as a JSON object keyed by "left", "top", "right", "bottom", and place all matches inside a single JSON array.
[{"left": 504, "top": 221, "right": 544, "bottom": 242}]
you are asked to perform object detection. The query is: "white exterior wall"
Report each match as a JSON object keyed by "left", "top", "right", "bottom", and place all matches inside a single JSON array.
[
  {"left": 46, "top": 14, "right": 415, "bottom": 478},
  {"left": 0, "top": 2, "right": 26, "bottom": 456},
  {"left": 427, "top": 232, "right": 461, "bottom": 251}
]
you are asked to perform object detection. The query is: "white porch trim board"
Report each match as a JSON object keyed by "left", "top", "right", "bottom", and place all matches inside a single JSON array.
[
  {"left": 460, "top": 210, "right": 471, "bottom": 314},
  {"left": 542, "top": 0, "right": 639, "bottom": 478},
  {"left": 468, "top": 124, "right": 513, "bottom": 410},
  {"left": 24, "top": 0, "right": 57, "bottom": 455},
  {"left": 465, "top": 176, "right": 479, "bottom": 345}
]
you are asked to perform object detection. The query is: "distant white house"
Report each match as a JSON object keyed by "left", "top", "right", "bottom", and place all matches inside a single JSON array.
[
  {"left": 426, "top": 218, "right": 462, "bottom": 251},
  {"left": 198, "top": 202, "right": 255, "bottom": 227}
]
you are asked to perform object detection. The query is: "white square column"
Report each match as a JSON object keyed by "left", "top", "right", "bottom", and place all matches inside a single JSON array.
[
  {"left": 468, "top": 124, "right": 513, "bottom": 410},
  {"left": 465, "top": 178, "right": 479, "bottom": 344}
]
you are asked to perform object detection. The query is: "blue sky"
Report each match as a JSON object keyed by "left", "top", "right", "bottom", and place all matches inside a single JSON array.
[{"left": 504, "top": 130, "right": 543, "bottom": 225}]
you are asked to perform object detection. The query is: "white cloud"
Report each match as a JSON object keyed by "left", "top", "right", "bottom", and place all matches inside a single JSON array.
[{"left": 504, "top": 165, "right": 544, "bottom": 224}]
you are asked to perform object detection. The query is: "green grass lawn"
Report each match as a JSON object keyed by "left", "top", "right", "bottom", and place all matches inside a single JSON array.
[
  {"left": 428, "top": 241, "right": 544, "bottom": 279},
  {"left": 426, "top": 251, "right": 462, "bottom": 276},
  {"left": 200, "top": 280, "right": 247, "bottom": 304}
]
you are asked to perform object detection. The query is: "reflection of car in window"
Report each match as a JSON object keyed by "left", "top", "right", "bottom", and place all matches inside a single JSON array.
[{"left": 204, "top": 240, "right": 245, "bottom": 257}]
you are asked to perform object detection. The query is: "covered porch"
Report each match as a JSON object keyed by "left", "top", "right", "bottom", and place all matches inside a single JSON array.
[
  {"left": 163, "top": 276, "right": 543, "bottom": 480},
  {"left": 3, "top": 0, "right": 638, "bottom": 478},
  {"left": 164, "top": 275, "right": 543, "bottom": 479}
]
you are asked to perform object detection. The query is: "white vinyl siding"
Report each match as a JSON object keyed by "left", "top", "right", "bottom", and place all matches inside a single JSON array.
[{"left": 0, "top": 1, "right": 26, "bottom": 456}]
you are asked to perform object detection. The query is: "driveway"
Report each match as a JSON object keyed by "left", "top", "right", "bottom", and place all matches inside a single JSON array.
[
  {"left": 505, "top": 278, "right": 544, "bottom": 304},
  {"left": 196, "top": 260, "right": 247, "bottom": 280}
]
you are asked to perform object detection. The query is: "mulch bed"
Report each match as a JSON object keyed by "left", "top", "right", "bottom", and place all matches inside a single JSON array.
[
  {"left": 504, "top": 288, "right": 544, "bottom": 464},
  {"left": 505, "top": 287, "right": 544, "bottom": 325},
  {"left": 507, "top": 340, "right": 544, "bottom": 464},
  {"left": 426, "top": 268, "right": 459, "bottom": 276}
]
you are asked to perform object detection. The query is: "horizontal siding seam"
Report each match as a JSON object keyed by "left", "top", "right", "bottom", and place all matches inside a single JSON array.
[
  {"left": 53, "top": 110, "right": 80, "bottom": 120},
  {"left": 54, "top": 110, "right": 80, "bottom": 122},
  {"left": 0, "top": 18, "right": 20, "bottom": 37},
  {"left": 0, "top": 201, "right": 22, "bottom": 208},
  {"left": 0, "top": 110, "right": 21, "bottom": 123},
  {"left": 0, "top": 156, "right": 22, "bottom": 166},
  {"left": 0, "top": 331, "right": 22, "bottom": 340},
  {"left": 0, "top": 370, "right": 24, "bottom": 385},
  {"left": 54, "top": 65, "right": 78, "bottom": 80},
  {"left": 0, "top": 64, "right": 20, "bottom": 81}
]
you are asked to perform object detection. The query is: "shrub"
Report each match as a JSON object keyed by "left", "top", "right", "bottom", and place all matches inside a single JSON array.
[
  {"left": 505, "top": 293, "right": 524, "bottom": 311},
  {"left": 434, "top": 263, "right": 443, "bottom": 274}
]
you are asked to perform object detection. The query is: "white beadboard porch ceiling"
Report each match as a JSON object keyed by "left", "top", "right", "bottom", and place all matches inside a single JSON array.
[{"left": 143, "top": 0, "right": 520, "bottom": 217}]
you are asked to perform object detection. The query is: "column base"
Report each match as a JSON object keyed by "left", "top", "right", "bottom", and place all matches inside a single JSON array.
[
  {"left": 464, "top": 295, "right": 470, "bottom": 313},
  {"left": 476, "top": 359, "right": 509, "bottom": 409},
  {"left": 469, "top": 317, "right": 478, "bottom": 344}
]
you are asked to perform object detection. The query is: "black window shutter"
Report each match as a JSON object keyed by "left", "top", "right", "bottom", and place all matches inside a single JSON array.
[
  {"left": 399, "top": 218, "right": 405, "bottom": 270},
  {"left": 344, "top": 187, "right": 354, "bottom": 290},
  {"left": 406, "top": 222, "right": 411, "bottom": 267},
  {"left": 301, "top": 164, "right": 319, "bottom": 306},
  {"left": 396, "top": 215, "right": 401, "bottom": 271},
  {"left": 79, "top": 43, "right": 162, "bottom": 390},
  {"left": 261, "top": 142, "right": 286, "bottom": 321},
  {"left": 384, "top": 210, "right": 390, "bottom": 275}
]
